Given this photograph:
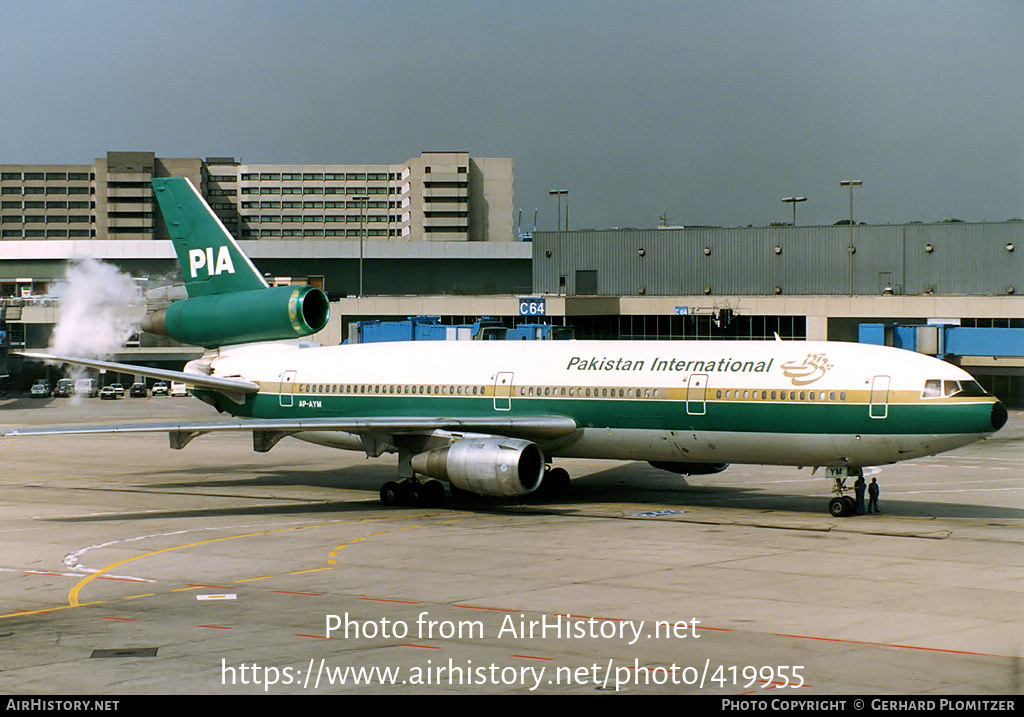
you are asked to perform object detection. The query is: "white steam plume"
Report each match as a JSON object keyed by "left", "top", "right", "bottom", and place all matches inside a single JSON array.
[{"left": 48, "top": 258, "right": 146, "bottom": 359}]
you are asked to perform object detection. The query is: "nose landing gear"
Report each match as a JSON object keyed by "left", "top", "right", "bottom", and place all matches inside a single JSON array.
[{"left": 826, "top": 466, "right": 861, "bottom": 517}]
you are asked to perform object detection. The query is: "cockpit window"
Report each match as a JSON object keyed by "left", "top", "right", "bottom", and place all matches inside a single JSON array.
[
  {"left": 923, "top": 378, "right": 991, "bottom": 399},
  {"left": 958, "top": 380, "right": 989, "bottom": 397}
]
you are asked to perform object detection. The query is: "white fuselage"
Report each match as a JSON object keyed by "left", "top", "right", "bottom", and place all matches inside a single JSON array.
[{"left": 203, "top": 339, "right": 1003, "bottom": 469}]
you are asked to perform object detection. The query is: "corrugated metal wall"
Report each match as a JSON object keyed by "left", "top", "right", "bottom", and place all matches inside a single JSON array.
[{"left": 532, "top": 223, "right": 1024, "bottom": 296}]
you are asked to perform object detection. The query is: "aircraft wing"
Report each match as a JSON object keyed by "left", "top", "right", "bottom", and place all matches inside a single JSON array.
[
  {"left": 0, "top": 413, "right": 577, "bottom": 436},
  {"left": 0, "top": 415, "right": 579, "bottom": 442},
  {"left": 17, "top": 352, "right": 259, "bottom": 395}
]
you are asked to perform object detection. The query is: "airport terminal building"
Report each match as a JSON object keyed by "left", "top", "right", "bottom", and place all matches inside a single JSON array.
[{"left": 2, "top": 149, "right": 1024, "bottom": 404}]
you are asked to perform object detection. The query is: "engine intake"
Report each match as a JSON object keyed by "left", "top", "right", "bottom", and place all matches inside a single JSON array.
[
  {"left": 142, "top": 284, "right": 329, "bottom": 348},
  {"left": 411, "top": 437, "right": 545, "bottom": 497}
]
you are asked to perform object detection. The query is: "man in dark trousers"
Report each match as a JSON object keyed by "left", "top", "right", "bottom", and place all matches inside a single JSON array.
[
  {"left": 867, "top": 478, "right": 880, "bottom": 513},
  {"left": 854, "top": 475, "right": 866, "bottom": 515}
]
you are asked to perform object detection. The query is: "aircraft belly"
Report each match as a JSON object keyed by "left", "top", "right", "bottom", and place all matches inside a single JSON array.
[
  {"left": 551, "top": 429, "right": 990, "bottom": 467},
  {"left": 829, "top": 432, "right": 988, "bottom": 464}
]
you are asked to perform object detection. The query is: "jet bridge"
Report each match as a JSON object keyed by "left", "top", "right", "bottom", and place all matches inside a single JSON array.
[
  {"left": 860, "top": 322, "right": 1024, "bottom": 405},
  {"left": 345, "top": 315, "right": 573, "bottom": 344},
  {"left": 859, "top": 323, "right": 1024, "bottom": 361}
]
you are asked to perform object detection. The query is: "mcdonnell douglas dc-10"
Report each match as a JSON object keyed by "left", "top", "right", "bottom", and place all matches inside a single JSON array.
[{"left": 6, "top": 178, "right": 1007, "bottom": 516}]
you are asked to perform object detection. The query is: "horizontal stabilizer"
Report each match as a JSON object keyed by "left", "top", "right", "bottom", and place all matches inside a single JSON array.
[{"left": 17, "top": 352, "right": 260, "bottom": 395}]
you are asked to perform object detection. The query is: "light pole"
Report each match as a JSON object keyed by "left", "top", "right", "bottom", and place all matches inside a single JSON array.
[
  {"left": 781, "top": 196, "right": 807, "bottom": 226},
  {"left": 353, "top": 195, "right": 369, "bottom": 297},
  {"left": 549, "top": 189, "right": 569, "bottom": 294},
  {"left": 840, "top": 180, "right": 862, "bottom": 295}
]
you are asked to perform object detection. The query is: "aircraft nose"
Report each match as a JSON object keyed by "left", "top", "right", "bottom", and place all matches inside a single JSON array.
[{"left": 991, "top": 401, "right": 1008, "bottom": 431}]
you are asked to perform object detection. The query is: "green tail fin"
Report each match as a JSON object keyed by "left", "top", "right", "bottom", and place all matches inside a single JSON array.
[{"left": 151, "top": 177, "right": 267, "bottom": 297}]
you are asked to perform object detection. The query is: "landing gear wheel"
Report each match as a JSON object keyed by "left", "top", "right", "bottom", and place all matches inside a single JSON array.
[
  {"left": 537, "top": 467, "right": 571, "bottom": 498},
  {"left": 403, "top": 482, "right": 422, "bottom": 506},
  {"left": 420, "top": 480, "right": 447, "bottom": 507},
  {"left": 827, "top": 467, "right": 862, "bottom": 517},
  {"left": 380, "top": 481, "right": 402, "bottom": 506}
]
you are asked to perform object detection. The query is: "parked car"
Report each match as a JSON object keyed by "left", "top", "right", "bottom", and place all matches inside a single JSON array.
[
  {"left": 129, "top": 382, "right": 148, "bottom": 398},
  {"left": 74, "top": 379, "right": 98, "bottom": 397},
  {"left": 54, "top": 378, "right": 75, "bottom": 397},
  {"left": 170, "top": 381, "right": 188, "bottom": 397},
  {"left": 151, "top": 381, "right": 170, "bottom": 396},
  {"left": 29, "top": 380, "right": 51, "bottom": 398},
  {"left": 109, "top": 383, "right": 125, "bottom": 398},
  {"left": 99, "top": 385, "right": 118, "bottom": 400}
]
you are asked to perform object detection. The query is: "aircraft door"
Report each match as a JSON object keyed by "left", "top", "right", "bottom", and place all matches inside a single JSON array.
[
  {"left": 869, "top": 375, "right": 890, "bottom": 419},
  {"left": 686, "top": 373, "right": 708, "bottom": 416},
  {"left": 280, "top": 370, "right": 297, "bottom": 407},
  {"left": 494, "top": 372, "right": 514, "bottom": 411}
]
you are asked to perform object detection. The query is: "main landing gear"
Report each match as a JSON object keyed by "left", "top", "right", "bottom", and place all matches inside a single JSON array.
[
  {"left": 826, "top": 466, "right": 862, "bottom": 517},
  {"left": 379, "top": 478, "right": 447, "bottom": 508}
]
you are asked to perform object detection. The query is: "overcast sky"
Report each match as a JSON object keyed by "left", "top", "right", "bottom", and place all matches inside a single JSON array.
[{"left": 1, "top": 1, "right": 1021, "bottom": 230}]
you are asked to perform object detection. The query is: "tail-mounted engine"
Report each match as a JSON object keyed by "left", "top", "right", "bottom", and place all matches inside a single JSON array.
[
  {"left": 411, "top": 437, "right": 545, "bottom": 497},
  {"left": 142, "top": 284, "right": 329, "bottom": 348}
]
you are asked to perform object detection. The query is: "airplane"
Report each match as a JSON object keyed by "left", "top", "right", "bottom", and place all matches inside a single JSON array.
[{"left": 4, "top": 178, "right": 1008, "bottom": 516}]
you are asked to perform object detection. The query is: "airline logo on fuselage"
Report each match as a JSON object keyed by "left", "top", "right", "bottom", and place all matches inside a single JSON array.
[
  {"left": 781, "top": 353, "right": 833, "bottom": 386},
  {"left": 188, "top": 246, "right": 236, "bottom": 279},
  {"left": 565, "top": 353, "right": 834, "bottom": 386},
  {"left": 566, "top": 355, "right": 774, "bottom": 374}
]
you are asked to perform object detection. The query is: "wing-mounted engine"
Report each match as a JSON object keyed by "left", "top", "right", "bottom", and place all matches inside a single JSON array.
[
  {"left": 410, "top": 437, "right": 545, "bottom": 497},
  {"left": 142, "top": 284, "right": 329, "bottom": 348}
]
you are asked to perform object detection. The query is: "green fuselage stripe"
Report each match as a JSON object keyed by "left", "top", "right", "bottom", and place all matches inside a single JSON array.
[{"left": 220, "top": 392, "right": 994, "bottom": 437}]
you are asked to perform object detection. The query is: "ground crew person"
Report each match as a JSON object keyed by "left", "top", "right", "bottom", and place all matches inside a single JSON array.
[{"left": 868, "top": 477, "right": 880, "bottom": 513}]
